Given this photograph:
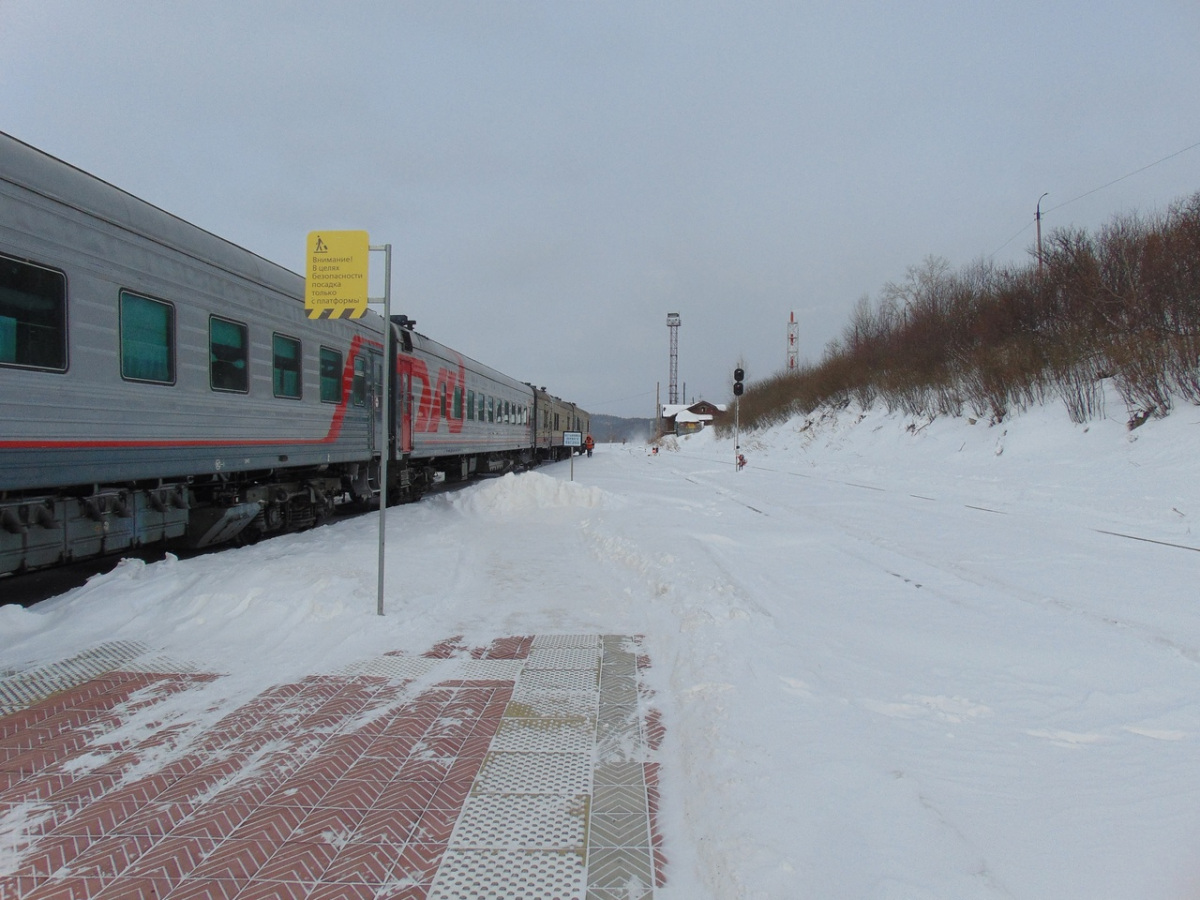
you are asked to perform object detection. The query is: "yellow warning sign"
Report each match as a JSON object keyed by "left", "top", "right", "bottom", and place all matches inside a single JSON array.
[{"left": 305, "top": 230, "right": 370, "bottom": 318}]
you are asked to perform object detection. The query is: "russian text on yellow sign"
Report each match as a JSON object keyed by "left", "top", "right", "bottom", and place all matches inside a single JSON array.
[{"left": 305, "top": 230, "right": 370, "bottom": 319}]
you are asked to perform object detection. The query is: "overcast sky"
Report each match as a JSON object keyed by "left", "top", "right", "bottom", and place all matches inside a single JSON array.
[{"left": 3, "top": 2, "right": 1198, "bottom": 417}]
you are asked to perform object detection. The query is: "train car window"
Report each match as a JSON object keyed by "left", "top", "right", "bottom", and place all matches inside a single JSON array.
[
  {"left": 119, "top": 291, "right": 174, "bottom": 384},
  {"left": 352, "top": 356, "right": 366, "bottom": 406},
  {"left": 0, "top": 255, "right": 67, "bottom": 371},
  {"left": 466, "top": 389, "right": 475, "bottom": 421},
  {"left": 453, "top": 386, "right": 463, "bottom": 420},
  {"left": 504, "top": 400, "right": 511, "bottom": 425},
  {"left": 487, "top": 396, "right": 494, "bottom": 423},
  {"left": 272, "top": 333, "right": 302, "bottom": 399},
  {"left": 320, "top": 347, "right": 343, "bottom": 403},
  {"left": 478, "top": 393, "right": 486, "bottom": 421},
  {"left": 209, "top": 316, "right": 248, "bottom": 392}
]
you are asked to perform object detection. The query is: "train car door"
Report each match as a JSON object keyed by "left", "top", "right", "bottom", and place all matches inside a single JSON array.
[
  {"left": 396, "top": 356, "right": 414, "bottom": 453},
  {"left": 355, "top": 348, "right": 384, "bottom": 454},
  {"left": 370, "top": 349, "right": 385, "bottom": 454}
]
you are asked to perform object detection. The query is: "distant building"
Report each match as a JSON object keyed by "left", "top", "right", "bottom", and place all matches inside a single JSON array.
[{"left": 660, "top": 400, "right": 726, "bottom": 435}]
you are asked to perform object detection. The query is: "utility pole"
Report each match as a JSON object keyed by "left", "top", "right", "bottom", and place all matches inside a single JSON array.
[
  {"left": 655, "top": 382, "right": 661, "bottom": 438},
  {"left": 787, "top": 311, "right": 799, "bottom": 371},
  {"left": 1036, "top": 192, "right": 1048, "bottom": 277}
]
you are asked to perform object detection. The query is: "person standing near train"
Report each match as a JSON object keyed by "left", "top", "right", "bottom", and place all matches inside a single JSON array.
[{"left": 584, "top": 434, "right": 595, "bottom": 457}]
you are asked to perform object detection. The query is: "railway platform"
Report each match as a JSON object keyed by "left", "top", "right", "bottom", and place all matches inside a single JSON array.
[{"left": 0, "top": 634, "right": 665, "bottom": 899}]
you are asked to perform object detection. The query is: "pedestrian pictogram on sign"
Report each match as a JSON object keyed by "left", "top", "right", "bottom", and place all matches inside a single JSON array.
[{"left": 305, "top": 230, "right": 369, "bottom": 318}]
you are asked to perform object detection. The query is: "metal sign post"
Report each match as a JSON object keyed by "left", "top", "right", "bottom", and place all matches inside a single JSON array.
[
  {"left": 734, "top": 396, "right": 740, "bottom": 471},
  {"left": 373, "top": 244, "right": 392, "bottom": 616},
  {"left": 563, "top": 431, "right": 582, "bottom": 481},
  {"left": 304, "top": 231, "right": 394, "bottom": 616},
  {"left": 732, "top": 367, "right": 744, "bottom": 472}
]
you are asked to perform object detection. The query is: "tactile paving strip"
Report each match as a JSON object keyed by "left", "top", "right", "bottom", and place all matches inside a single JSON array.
[
  {"left": 490, "top": 717, "right": 595, "bottom": 754},
  {"left": 449, "top": 793, "right": 589, "bottom": 848},
  {"left": 426, "top": 633, "right": 663, "bottom": 900},
  {"left": 431, "top": 848, "right": 587, "bottom": 899},
  {"left": 0, "top": 641, "right": 152, "bottom": 715}
]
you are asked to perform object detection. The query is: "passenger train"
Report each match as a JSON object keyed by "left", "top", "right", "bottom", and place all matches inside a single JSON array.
[{"left": 0, "top": 132, "right": 589, "bottom": 577}]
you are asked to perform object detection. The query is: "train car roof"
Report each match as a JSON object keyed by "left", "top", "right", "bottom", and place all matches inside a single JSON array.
[
  {"left": 0, "top": 131, "right": 310, "bottom": 305},
  {"left": 403, "top": 325, "right": 531, "bottom": 394}
]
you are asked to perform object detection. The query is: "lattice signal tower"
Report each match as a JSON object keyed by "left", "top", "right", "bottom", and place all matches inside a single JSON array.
[
  {"left": 787, "top": 310, "right": 799, "bottom": 371},
  {"left": 666, "top": 312, "right": 681, "bottom": 404}
]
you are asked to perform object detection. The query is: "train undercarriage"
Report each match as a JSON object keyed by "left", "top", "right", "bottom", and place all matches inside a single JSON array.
[{"left": 0, "top": 447, "right": 543, "bottom": 578}]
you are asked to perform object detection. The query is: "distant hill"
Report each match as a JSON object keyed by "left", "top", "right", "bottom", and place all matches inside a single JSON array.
[{"left": 589, "top": 414, "right": 655, "bottom": 444}]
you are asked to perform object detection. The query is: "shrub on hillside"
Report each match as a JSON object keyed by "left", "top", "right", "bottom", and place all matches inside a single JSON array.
[{"left": 720, "top": 190, "right": 1200, "bottom": 433}]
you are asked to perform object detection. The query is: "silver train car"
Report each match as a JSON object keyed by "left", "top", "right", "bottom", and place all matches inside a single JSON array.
[{"left": 0, "top": 132, "right": 589, "bottom": 576}]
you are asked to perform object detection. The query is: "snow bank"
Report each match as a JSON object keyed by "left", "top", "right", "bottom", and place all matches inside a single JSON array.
[{"left": 449, "top": 470, "right": 609, "bottom": 516}]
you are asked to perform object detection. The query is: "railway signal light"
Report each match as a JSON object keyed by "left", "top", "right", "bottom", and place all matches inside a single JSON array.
[{"left": 733, "top": 367, "right": 744, "bottom": 396}]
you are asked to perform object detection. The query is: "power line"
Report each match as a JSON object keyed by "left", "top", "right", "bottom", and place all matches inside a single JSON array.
[
  {"left": 988, "top": 219, "right": 1034, "bottom": 260},
  {"left": 988, "top": 138, "right": 1200, "bottom": 260},
  {"left": 1045, "top": 139, "right": 1200, "bottom": 215}
]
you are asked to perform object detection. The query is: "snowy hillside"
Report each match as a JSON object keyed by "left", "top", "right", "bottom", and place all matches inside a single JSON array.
[{"left": 3, "top": 396, "right": 1200, "bottom": 899}]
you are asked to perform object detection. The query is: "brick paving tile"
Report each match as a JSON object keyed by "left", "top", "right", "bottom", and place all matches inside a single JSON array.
[
  {"left": 234, "top": 880, "right": 314, "bottom": 899},
  {"left": 227, "top": 804, "right": 307, "bottom": 844},
  {"left": 290, "top": 804, "right": 366, "bottom": 843},
  {"left": 373, "top": 886, "right": 430, "bottom": 900},
  {"left": 408, "top": 808, "right": 459, "bottom": 845},
  {"left": 390, "top": 842, "right": 446, "bottom": 883},
  {"left": 66, "top": 832, "right": 155, "bottom": 878},
  {"left": 371, "top": 780, "right": 438, "bottom": 812},
  {"left": 318, "top": 732, "right": 376, "bottom": 759},
  {"left": 99, "top": 772, "right": 174, "bottom": 807},
  {"left": 185, "top": 837, "right": 274, "bottom": 882},
  {"left": 124, "top": 835, "right": 217, "bottom": 885},
  {"left": 261, "top": 777, "right": 334, "bottom": 808},
  {"left": 161, "top": 877, "right": 243, "bottom": 900},
  {"left": 444, "top": 755, "right": 487, "bottom": 785},
  {"left": 362, "top": 735, "right": 420, "bottom": 762},
  {"left": 340, "top": 756, "right": 400, "bottom": 783},
  {"left": 170, "top": 801, "right": 254, "bottom": 840},
  {"left": 2, "top": 748, "right": 71, "bottom": 778},
  {"left": 6, "top": 833, "right": 91, "bottom": 878},
  {"left": 392, "top": 759, "right": 451, "bottom": 784},
  {"left": 278, "top": 757, "right": 346, "bottom": 786},
  {"left": 92, "top": 875, "right": 174, "bottom": 899},
  {"left": 321, "top": 841, "right": 404, "bottom": 885},
  {"left": 307, "top": 882, "right": 377, "bottom": 899},
  {"left": 253, "top": 840, "right": 338, "bottom": 882},
  {"left": 21, "top": 875, "right": 111, "bottom": 900},
  {"left": 352, "top": 807, "right": 421, "bottom": 845},
  {"left": 203, "top": 780, "right": 276, "bottom": 810},
  {"left": 50, "top": 799, "right": 143, "bottom": 838},
  {"left": 314, "top": 778, "right": 385, "bottom": 811},
  {"left": 427, "top": 779, "right": 473, "bottom": 811},
  {"left": 113, "top": 801, "right": 196, "bottom": 838},
  {"left": 0, "top": 874, "right": 47, "bottom": 898}
]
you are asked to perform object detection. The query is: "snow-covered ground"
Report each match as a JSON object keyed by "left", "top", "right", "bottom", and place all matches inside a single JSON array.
[{"left": 4, "top": 396, "right": 1200, "bottom": 899}]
